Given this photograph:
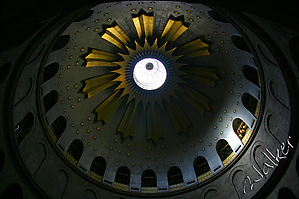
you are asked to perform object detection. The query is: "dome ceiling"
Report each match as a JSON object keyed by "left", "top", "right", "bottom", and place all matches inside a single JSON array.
[
  {"left": 4, "top": 1, "right": 298, "bottom": 198},
  {"left": 38, "top": 1, "right": 260, "bottom": 193}
]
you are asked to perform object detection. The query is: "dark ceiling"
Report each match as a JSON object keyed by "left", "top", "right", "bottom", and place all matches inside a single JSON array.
[{"left": 0, "top": 0, "right": 298, "bottom": 53}]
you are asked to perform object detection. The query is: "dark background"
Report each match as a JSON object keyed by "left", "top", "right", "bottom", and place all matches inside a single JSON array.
[{"left": 1, "top": 0, "right": 298, "bottom": 53}]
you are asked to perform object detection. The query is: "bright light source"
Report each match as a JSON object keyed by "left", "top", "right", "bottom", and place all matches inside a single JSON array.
[{"left": 133, "top": 58, "right": 167, "bottom": 90}]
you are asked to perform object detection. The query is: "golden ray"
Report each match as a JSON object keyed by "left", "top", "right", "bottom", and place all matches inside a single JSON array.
[
  {"left": 180, "top": 66, "right": 219, "bottom": 87},
  {"left": 175, "top": 38, "right": 209, "bottom": 55},
  {"left": 83, "top": 73, "right": 119, "bottom": 98},
  {"left": 133, "top": 14, "right": 154, "bottom": 39},
  {"left": 160, "top": 19, "right": 188, "bottom": 44},
  {"left": 146, "top": 102, "right": 164, "bottom": 143},
  {"left": 163, "top": 96, "right": 191, "bottom": 134},
  {"left": 175, "top": 38, "right": 210, "bottom": 62},
  {"left": 176, "top": 84, "right": 211, "bottom": 114},
  {"left": 102, "top": 25, "right": 130, "bottom": 52},
  {"left": 83, "top": 13, "right": 215, "bottom": 143},
  {"left": 86, "top": 61, "right": 118, "bottom": 67},
  {"left": 86, "top": 49, "right": 122, "bottom": 62},
  {"left": 95, "top": 89, "right": 127, "bottom": 123},
  {"left": 118, "top": 100, "right": 142, "bottom": 138}
]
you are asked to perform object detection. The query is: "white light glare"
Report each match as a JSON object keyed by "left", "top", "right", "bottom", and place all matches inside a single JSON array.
[{"left": 133, "top": 58, "right": 167, "bottom": 90}]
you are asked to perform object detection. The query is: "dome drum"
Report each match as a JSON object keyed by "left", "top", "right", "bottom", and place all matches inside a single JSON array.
[{"left": 0, "top": 1, "right": 298, "bottom": 199}]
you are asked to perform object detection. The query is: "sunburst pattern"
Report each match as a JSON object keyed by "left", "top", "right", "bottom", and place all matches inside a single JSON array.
[{"left": 83, "top": 12, "right": 218, "bottom": 143}]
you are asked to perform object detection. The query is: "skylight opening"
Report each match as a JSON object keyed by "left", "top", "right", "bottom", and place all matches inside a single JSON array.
[{"left": 133, "top": 58, "right": 167, "bottom": 90}]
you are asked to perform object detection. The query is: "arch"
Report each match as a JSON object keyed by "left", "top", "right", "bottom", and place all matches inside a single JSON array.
[
  {"left": 232, "top": 118, "right": 252, "bottom": 145},
  {"left": 74, "top": 10, "right": 94, "bottom": 22},
  {"left": 142, "top": 169, "right": 157, "bottom": 187},
  {"left": 48, "top": 116, "right": 66, "bottom": 143},
  {"left": 14, "top": 77, "right": 33, "bottom": 107},
  {"left": 51, "top": 35, "right": 70, "bottom": 52},
  {"left": 141, "top": 169, "right": 157, "bottom": 193},
  {"left": 51, "top": 170, "right": 69, "bottom": 199},
  {"left": 0, "top": 183, "right": 23, "bottom": 199},
  {"left": 115, "top": 166, "right": 130, "bottom": 185},
  {"left": 216, "top": 139, "right": 235, "bottom": 166},
  {"left": 208, "top": 10, "right": 229, "bottom": 23},
  {"left": 42, "top": 62, "right": 59, "bottom": 84},
  {"left": 231, "top": 36, "right": 251, "bottom": 54},
  {"left": 167, "top": 166, "right": 183, "bottom": 186},
  {"left": 204, "top": 189, "right": 218, "bottom": 199},
  {"left": 232, "top": 169, "right": 245, "bottom": 196},
  {"left": 193, "top": 156, "right": 211, "bottom": 183},
  {"left": 65, "top": 139, "right": 83, "bottom": 166},
  {"left": 14, "top": 112, "right": 34, "bottom": 145},
  {"left": 242, "top": 65, "right": 259, "bottom": 87},
  {"left": 83, "top": 189, "right": 97, "bottom": 199},
  {"left": 2, "top": 22, "right": 45, "bottom": 52},
  {"left": 31, "top": 143, "right": 47, "bottom": 176},
  {"left": 88, "top": 156, "right": 106, "bottom": 182},
  {"left": 42, "top": 90, "right": 58, "bottom": 114},
  {"left": 242, "top": 93, "right": 259, "bottom": 117},
  {"left": 278, "top": 187, "right": 296, "bottom": 199},
  {"left": 114, "top": 166, "right": 130, "bottom": 191}
]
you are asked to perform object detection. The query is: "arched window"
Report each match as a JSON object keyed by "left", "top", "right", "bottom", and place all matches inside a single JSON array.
[
  {"left": 42, "top": 90, "right": 58, "bottom": 114},
  {"left": 42, "top": 62, "right": 59, "bottom": 84},
  {"left": 65, "top": 139, "right": 83, "bottom": 166},
  {"left": 141, "top": 169, "right": 157, "bottom": 193},
  {"left": 48, "top": 116, "right": 66, "bottom": 143},
  {"left": 51, "top": 36, "right": 70, "bottom": 52},
  {"left": 233, "top": 118, "right": 252, "bottom": 145},
  {"left": 114, "top": 166, "right": 130, "bottom": 191},
  {"left": 193, "top": 156, "right": 211, "bottom": 183},
  {"left": 231, "top": 36, "right": 251, "bottom": 54},
  {"left": 168, "top": 166, "right": 184, "bottom": 191},
  {"left": 216, "top": 139, "right": 235, "bottom": 167},
  {"left": 208, "top": 10, "right": 229, "bottom": 23},
  {"left": 14, "top": 112, "right": 34, "bottom": 145},
  {"left": 88, "top": 156, "right": 106, "bottom": 182},
  {"left": 242, "top": 93, "right": 259, "bottom": 118},
  {"left": 242, "top": 65, "right": 259, "bottom": 87},
  {"left": 168, "top": 166, "right": 183, "bottom": 186},
  {"left": 278, "top": 187, "right": 297, "bottom": 199}
]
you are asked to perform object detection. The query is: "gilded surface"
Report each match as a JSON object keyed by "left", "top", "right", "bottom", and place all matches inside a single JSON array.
[{"left": 83, "top": 13, "right": 218, "bottom": 143}]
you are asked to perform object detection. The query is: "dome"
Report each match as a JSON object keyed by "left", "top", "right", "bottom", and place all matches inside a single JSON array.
[
  {"left": 38, "top": 2, "right": 261, "bottom": 193},
  {"left": 1, "top": 1, "right": 299, "bottom": 199}
]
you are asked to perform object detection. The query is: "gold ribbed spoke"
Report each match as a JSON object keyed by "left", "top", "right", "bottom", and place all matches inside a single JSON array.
[{"left": 82, "top": 12, "right": 214, "bottom": 143}]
